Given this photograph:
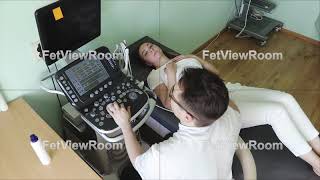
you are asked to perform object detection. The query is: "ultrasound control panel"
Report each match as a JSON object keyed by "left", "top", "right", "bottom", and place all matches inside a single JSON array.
[{"left": 55, "top": 47, "right": 150, "bottom": 135}]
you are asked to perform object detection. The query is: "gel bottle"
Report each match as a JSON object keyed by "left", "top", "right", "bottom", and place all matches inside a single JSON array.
[{"left": 30, "top": 134, "right": 51, "bottom": 165}]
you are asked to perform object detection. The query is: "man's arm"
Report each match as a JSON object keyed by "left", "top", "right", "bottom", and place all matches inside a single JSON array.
[
  {"left": 106, "top": 103, "right": 143, "bottom": 165},
  {"left": 121, "top": 124, "right": 144, "bottom": 165}
]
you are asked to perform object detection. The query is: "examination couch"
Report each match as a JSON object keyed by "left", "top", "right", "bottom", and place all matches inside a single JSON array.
[{"left": 126, "top": 36, "right": 319, "bottom": 180}]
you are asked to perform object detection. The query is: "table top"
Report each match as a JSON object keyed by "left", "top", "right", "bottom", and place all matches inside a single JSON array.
[{"left": 0, "top": 98, "right": 101, "bottom": 179}]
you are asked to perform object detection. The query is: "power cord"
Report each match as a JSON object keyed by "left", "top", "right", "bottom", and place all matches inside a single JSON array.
[
  {"left": 46, "top": 64, "right": 63, "bottom": 109},
  {"left": 236, "top": 0, "right": 252, "bottom": 38}
]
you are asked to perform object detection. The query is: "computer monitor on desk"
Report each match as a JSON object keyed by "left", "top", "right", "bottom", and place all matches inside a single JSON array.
[{"left": 35, "top": 0, "right": 101, "bottom": 65}]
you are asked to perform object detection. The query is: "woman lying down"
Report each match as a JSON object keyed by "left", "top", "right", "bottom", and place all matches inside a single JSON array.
[{"left": 138, "top": 42, "right": 320, "bottom": 176}]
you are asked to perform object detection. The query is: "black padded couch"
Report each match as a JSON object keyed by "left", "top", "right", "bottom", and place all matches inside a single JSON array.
[{"left": 126, "top": 36, "right": 319, "bottom": 180}]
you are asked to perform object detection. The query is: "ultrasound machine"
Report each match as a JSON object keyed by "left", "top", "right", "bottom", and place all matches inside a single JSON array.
[{"left": 35, "top": 0, "right": 155, "bottom": 178}]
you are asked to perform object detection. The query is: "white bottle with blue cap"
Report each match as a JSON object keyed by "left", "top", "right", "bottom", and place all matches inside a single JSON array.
[{"left": 30, "top": 134, "right": 51, "bottom": 165}]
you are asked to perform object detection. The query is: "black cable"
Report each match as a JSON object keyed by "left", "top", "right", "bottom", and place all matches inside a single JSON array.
[{"left": 235, "top": 0, "right": 239, "bottom": 15}]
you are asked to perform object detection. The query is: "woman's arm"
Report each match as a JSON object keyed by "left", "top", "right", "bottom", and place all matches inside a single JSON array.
[
  {"left": 190, "top": 55, "right": 219, "bottom": 75},
  {"left": 152, "top": 62, "right": 177, "bottom": 110},
  {"left": 154, "top": 84, "right": 171, "bottom": 109},
  {"left": 172, "top": 55, "right": 219, "bottom": 75}
]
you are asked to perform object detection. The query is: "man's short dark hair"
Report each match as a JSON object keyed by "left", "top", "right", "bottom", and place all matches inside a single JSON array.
[{"left": 178, "top": 68, "right": 229, "bottom": 126}]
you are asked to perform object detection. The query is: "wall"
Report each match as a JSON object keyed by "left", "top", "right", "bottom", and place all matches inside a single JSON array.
[
  {"left": 0, "top": 0, "right": 232, "bottom": 135},
  {"left": 269, "top": 0, "right": 320, "bottom": 40}
]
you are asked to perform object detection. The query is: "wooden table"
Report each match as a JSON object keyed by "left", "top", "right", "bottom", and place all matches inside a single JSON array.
[{"left": 0, "top": 98, "right": 101, "bottom": 179}]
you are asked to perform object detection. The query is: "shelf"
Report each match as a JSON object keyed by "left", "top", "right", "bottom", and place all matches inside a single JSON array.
[
  {"left": 244, "top": 0, "right": 276, "bottom": 13},
  {"left": 228, "top": 16, "right": 283, "bottom": 41}
]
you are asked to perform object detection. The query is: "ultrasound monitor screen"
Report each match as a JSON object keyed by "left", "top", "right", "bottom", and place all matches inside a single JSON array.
[
  {"left": 35, "top": 0, "right": 101, "bottom": 65},
  {"left": 65, "top": 60, "right": 109, "bottom": 96}
]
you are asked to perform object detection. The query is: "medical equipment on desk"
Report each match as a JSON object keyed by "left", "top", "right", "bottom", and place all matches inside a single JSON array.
[{"left": 35, "top": 0, "right": 156, "bottom": 178}]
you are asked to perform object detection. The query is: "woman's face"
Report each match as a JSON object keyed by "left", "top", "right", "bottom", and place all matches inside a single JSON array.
[{"left": 139, "top": 43, "right": 163, "bottom": 66}]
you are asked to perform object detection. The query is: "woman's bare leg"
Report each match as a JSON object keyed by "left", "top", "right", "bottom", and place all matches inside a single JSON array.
[{"left": 299, "top": 150, "right": 320, "bottom": 176}]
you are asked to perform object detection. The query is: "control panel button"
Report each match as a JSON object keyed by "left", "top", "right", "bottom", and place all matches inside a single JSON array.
[
  {"left": 62, "top": 80, "right": 67, "bottom": 84},
  {"left": 84, "top": 108, "right": 89, "bottom": 113},
  {"left": 103, "top": 94, "right": 109, "bottom": 99},
  {"left": 111, "top": 92, "right": 115, "bottom": 96},
  {"left": 99, "top": 98, "right": 103, "bottom": 102},
  {"left": 68, "top": 90, "right": 73, "bottom": 94},
  {"left": 111, "top": 96, "right": 116, "bottom": 101},
  {"left": 95, "top": 118, "right": 99, "bottom": 122},
  {"left": 123, "top": 98, "right": 127, "bottom": 103},
  {"left": 126, "top": 82, "right": 130, "bottom": 87},
  {"left": 100, "top": 111, "right": 106, "bottom": 116},
  {"left": 106, "top": 114, "right": 112, "bottom": 118},
  {"left": 66, "top": 86, "right": 70, "bottom": 91},
  {"left": 90, "top": 112, "right": 96, "bottom": 117},
  {"left": 99, "top": 106, "right": 103, "bottom": 111},
  {"left": 74, "top": 98, "right": 78, "bottom": 103},
  {"left": 117, "top": 90, "right": 121, "bottom": 94},
  {"left": 104, "top": 84, "right": 108, "bottom": 88},
  {"left": 59, "top": 76, "right": 64, "bottom": 81},
  {"left": 94, "top": 101, "right": 99, "bottom": 107},
  {"left": 117, "top": 99, "right": 122, "bottom": 103},
  {"left": 99, "top": 87, "right": 103, "bottom": 91},
  {"left": 71, "top": 94, "right": 76, "bottom": 99},
  {"left": 99, "top": 122, "right": 104, "bottom": 126},
  {"left": 116, "top": 86, "right": 120, "bottom": 89},
  {"left": 94, "top": 90, "right": 99, "bottom": 95},
  {"left": 108, "top": 81, "right": 112, "bottom": 85},
  {"left": 100, "top": 117, "right": 105, "bottom": 121}
]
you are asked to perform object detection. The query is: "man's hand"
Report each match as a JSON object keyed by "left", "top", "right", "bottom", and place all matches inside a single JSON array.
[{"left": 106, "top": 102, "right": 131, "bottom": 130}]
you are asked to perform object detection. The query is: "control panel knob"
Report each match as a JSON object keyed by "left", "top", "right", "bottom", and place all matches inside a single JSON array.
[
  {"left": 103, "top": 94, "right": 109, "bottom": 99},
  {"left": 90, "top": 93, "right": 94, "bottom": 98},
  {"left": 128, "top": 92, "right": 138, "bottom": 101}
]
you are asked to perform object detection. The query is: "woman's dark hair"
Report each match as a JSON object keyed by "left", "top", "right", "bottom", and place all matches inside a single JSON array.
[{"left": 178, "top": 68, "right": 229, "bottom": 126}]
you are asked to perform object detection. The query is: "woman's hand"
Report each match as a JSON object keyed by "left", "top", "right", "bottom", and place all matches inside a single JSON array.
[{"left": 106, "top": 102, "right": 131, "bottom": 130}]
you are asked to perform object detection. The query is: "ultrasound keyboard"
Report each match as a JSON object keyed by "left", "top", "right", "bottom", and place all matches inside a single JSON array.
[{"left": 55, "top": 47, "right": 154, "bottom": 140}]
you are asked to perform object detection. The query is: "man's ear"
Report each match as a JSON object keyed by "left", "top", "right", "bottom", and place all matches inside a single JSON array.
[{"left": 184, "top": 113, "right": 195, "bottom": 124}]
